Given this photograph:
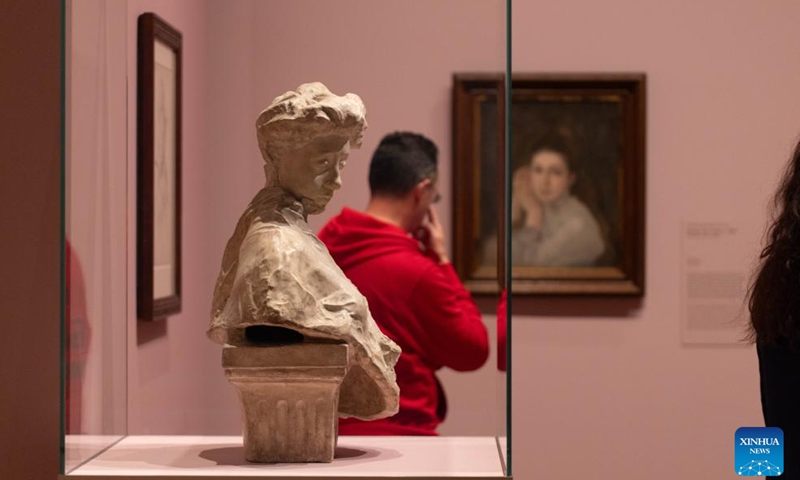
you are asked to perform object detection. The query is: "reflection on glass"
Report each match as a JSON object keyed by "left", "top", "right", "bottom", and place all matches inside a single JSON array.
[
  {"left": 64, "top": 0, "right": 128, "bottom": 473},
  {"left": 66, "top": 240, "right": 91, "bottom": 436}
]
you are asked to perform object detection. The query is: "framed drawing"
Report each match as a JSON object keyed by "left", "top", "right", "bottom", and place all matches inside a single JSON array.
[
  {"left": 137, "top": 13, "right": 182, "bottom": 320},
  {"left": 453, "top": 73, "right": 646, "bottom": 296}
]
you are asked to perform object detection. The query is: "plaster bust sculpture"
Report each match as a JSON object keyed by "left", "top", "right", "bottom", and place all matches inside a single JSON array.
[{"left": 207, "top": 83, "right": 400, "bottom": 462}]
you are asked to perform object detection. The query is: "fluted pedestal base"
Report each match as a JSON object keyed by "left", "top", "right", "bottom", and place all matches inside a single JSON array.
[{"left": 223, "top": 343, "right": 349, "bottom": 463}]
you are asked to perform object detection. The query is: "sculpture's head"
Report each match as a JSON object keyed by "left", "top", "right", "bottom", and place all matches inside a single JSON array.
[{"left": 256, "top": 83, "right": 367, "bottom": 214}]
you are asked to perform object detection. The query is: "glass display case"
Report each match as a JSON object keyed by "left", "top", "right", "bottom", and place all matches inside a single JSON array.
[{"left": 62, "top": 0, "right": 511, "bottom": 478}]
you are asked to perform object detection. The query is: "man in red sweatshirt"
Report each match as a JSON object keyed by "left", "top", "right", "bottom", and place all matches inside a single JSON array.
[{"left": 318, "top": 131, "right": 489, "bottom": 435}]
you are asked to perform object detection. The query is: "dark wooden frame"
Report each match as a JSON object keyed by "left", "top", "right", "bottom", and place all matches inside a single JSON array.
[
  {"left": 137, "top": 13, "right": 182, "bottom": 320},
  {"left": 453, "top": 73, "right": 646, "bottom": 296}
]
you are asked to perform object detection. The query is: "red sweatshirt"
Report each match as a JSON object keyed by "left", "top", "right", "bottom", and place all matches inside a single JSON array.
[{"left": 318, "top": 208, "right": 489, "bottom": 435}]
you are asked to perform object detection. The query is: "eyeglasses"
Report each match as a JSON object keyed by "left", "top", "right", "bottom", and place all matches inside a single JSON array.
[
  {"left": 423, "top": 178, "right": 441, "bottom": 204},
  {"left": 428, "top": 183, "right": 441, "bottom": 204}
]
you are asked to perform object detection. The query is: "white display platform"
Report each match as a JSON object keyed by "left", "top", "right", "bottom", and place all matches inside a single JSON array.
[
  {"left": 63, "top": 435, "right": 506, "bottom": 479},
  {"left": 496, "top": 437, "right": 507, "bottom": 474},
  {"left": 65, "top": 435, "right": 126, "bottom": 474}
]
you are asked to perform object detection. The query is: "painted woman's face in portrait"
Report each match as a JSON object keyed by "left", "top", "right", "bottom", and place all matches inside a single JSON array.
[{"left": 529, "top": 150, "right": 575, "bottom": 205}]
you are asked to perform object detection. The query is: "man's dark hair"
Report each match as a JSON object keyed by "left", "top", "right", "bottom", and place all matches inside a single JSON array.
[{"left": 369, "top": 132, "right": 438, "bottom": 197}]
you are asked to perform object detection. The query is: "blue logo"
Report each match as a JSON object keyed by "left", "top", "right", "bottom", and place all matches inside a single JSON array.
[{"left": 735, "top": 427, "right": 784, "bottom": 476}]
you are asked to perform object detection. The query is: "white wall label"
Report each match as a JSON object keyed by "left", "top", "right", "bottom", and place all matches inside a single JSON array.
[{"left": 680, "top": 221, "right": 753, "bottom": 345}]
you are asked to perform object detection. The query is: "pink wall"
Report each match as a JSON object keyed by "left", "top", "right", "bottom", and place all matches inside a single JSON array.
[
  {"left": 125, "top": 0, "right": 222, "bottom": 433},
  {"left": 510, "top": 0, "right": 800, "bottom": 478},
  {"left": 68, "top": 0, "right": 129, "bottom": 439},
  {"left": 126, "top": 0, "right": 507, "bottom": 438},
  {"left": 117, "top": 0, "right": 800, "bottom": 478}
]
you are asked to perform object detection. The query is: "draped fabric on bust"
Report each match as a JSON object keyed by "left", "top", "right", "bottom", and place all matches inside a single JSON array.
[{"left": 207, "top": 187, "right": 400, "bottom": 421}]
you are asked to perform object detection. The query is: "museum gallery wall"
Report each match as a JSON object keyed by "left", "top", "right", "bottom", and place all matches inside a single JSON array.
[
  {"left": 65, "top": 0, "right": 800, "bottom": 479},
  {"left": 63, "top": 0, "right": 508, "bottom": 446}
]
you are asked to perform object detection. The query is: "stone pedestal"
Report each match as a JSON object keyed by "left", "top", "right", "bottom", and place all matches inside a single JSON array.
[{"left": 223, "top": 343, "right": 349, "bottom": 463}]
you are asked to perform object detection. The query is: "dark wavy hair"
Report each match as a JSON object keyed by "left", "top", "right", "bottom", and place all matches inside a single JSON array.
[
  {"left": 748, "top": 138, "right": 800, "bottom": 347},
  {"left": 526, "top": 136, "right": 576, "bottom": 170}
]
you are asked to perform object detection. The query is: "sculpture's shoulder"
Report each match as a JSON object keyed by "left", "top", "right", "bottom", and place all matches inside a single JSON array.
[{"left": 241, "top": 207, "right": 315, "bottom": 259}]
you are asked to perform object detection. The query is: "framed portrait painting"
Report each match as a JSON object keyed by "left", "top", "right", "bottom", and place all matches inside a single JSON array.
[
  {"left": 137, "top": 13, "right": 182, "bottom": 320},
  {"left": 452, "top": 73, "right": 646, "bottom": 296}
]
